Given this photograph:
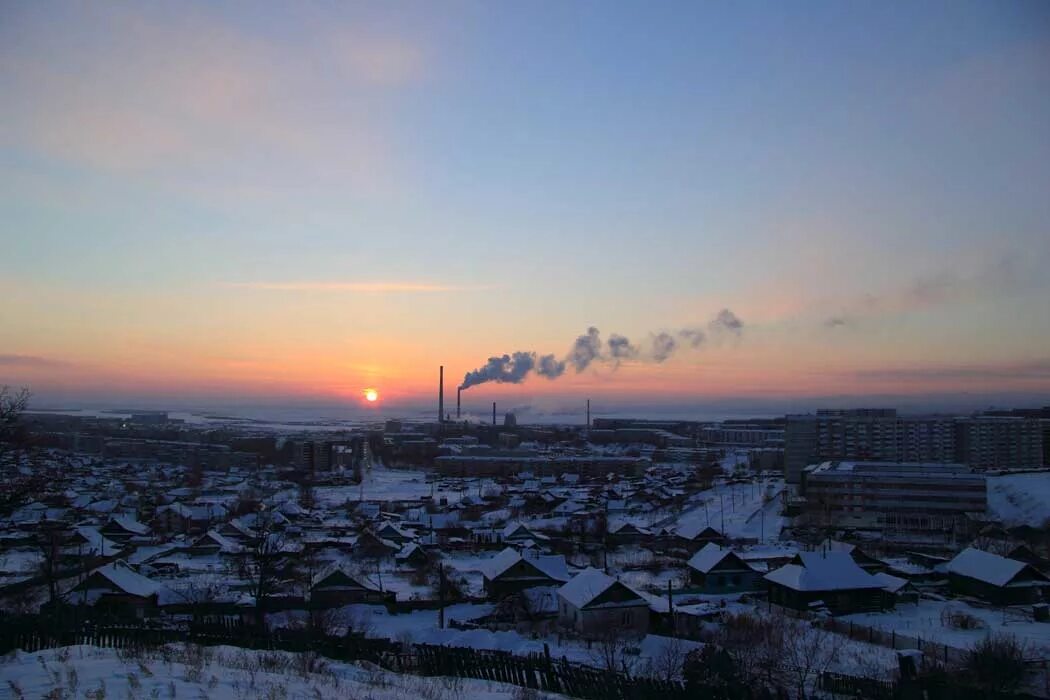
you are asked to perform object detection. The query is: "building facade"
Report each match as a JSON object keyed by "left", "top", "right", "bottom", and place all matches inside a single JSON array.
[{"left": 800, "top": 461, "right": 987, "bottom": 542}]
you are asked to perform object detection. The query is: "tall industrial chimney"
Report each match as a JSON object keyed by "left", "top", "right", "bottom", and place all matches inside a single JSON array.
[
  {"left": 586, "top": 399, "right": 590, "bottom": 428},
  {"left": 438, "top": 366, "right": 444, "bottom": 424},
  {"left": 457, "top": 387, "right": 461, "bottom": 419},
  {"left": 492, "top": 402, "right": 496, "bottom": 425}
]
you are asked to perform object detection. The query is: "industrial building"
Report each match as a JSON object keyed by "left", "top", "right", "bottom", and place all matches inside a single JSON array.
[
  {"left": 800, "top": 460, "right": 987, "bottom": 542},
  {"left": 433, "top": 454, "right": 649, "bottom": 478}
]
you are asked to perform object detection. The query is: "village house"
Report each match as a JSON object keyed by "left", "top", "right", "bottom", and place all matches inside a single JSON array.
[
  {"left": 310, "top": 565, "right": 391, "bottom": 607},
  {"left": 607, "top": 521, "right": 653, "bottom": 546},
  {"left": 66, "top": 560, "right": 170, "bottom": 618},
  {"left": 481, "top": 547, "right": 570, "bottom": 600},
  {"left": 500, "top": 522, "right": 550, "bottom": 546},
  {"left": 765, "top": 551, "right": 892, "bottom": 615},
  {"left": 99, "top": 515, "right": 150, "bottom": 543},
  {"left": 153, "top": 502, "right": 225, "bottom": 535},
  {"left": 946, "top": 547, "right": 1050, "bottom": 605},
  {"left": 686, "top": 543, "right": 763, "bottom": 594},
  {"left": 557, "top": 567, "right": 650, "bottom": 638}
]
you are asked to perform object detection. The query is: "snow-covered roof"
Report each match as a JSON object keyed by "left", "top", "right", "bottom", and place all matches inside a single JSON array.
[
  {"left": 946, "top": 547, "right": 1041, "bottom": 587},
  {"left": 312, "top": 563, "right": 381, "bottom": 591},
  {"left": 106, "top": 515, "right": 149, "bottom": 535},
  {"left": 687, "top": 543, "right": 755, "bottom": 574},
  {"left": 71, "top": 527, "right": 121, "bottom": 556},
  {"left": 80, "top": 561, "right": 164, "bottom": 598},
  {"left": 557, "top": 567, "right": 645, "bottom": 609},
  {"left": 872, "top": 572, "right": 910, "bottom": 594},
  {"left": 764, "top": 552, "right": 883, "bottom": 592},
  {"left": 481, "top": 547, "right": 569, "bottom": 583}
]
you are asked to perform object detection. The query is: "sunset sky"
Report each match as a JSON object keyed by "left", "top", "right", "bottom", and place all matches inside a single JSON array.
[{"left": 2, "top": 2, "right": 1049, "bottom": 415}]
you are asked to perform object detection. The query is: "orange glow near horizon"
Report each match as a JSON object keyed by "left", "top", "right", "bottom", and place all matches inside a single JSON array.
[{"left": 364, "top": 388, "right": 379, "bottom": 402}]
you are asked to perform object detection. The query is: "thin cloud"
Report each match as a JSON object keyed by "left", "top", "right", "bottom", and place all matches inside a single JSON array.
[
  {"left": 855, "top": 359, "right": 1050, "bottom": 383},
  {"left": 0, "top": 354, "right": 70, "bottom": 368},
  {"left": 222, "top": 281, "right": 493, "bottom": 293}
]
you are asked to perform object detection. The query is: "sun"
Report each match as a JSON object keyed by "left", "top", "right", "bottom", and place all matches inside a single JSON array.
[{"left": 363, "top": 388, "right": 379, "bottom": 403}]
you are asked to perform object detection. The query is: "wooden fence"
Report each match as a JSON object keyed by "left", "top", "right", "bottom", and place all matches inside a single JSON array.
[
  {"left": 411, "top": 643, "right": 694, "bottom": 700},
  {"left": 0, "top": 614, "right": 723, "bottom": 700}
]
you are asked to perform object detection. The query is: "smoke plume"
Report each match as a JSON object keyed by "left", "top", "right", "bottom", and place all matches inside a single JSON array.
[
  {"left": 607, "top": 334, "right": 639, "bottom": 361},
  {"left": 460, "top": 351, "right": 536, "bottom": 390},
  {"left": 569, "top": 327, "right": 602, "bottom": 372},
  {"left": 710, "top": 308, "right": 743, "bottom": 335},
  {"left": 677, "top": 328, "right": 706, "bottom": 348},
  {"left": 650, "top": 332, "right": 677, "bottom": 362},
  {"left": 536, "top": 353, "right": 567, "bottom": 379},
  {"left": 459, "top": 309, "right": 744, "bottom": 391}
]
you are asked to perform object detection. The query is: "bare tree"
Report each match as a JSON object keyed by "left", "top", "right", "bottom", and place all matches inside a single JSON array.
[
  {"left": 644, "top": 635, "right": 691, "bottom": 683},
  {"left": 243, "top": 511, "right": 285, "bottom": 630},
  {"left": 590, "top": 625, "right": 641, "bottom": 676},
  {"left": 964, "top": 633, "right": 1028, "bottom": 695},
  {"left": 0, "top": 386, "right": 30, "bottom": 457},
  {"left": 777, "top": 617, "right": 845, "bottom": 698},
  {"left": 36, "top": 524, "right": 65, "bottom": 609}
]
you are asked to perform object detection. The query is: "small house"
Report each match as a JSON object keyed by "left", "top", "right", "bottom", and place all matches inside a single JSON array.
[
  {"left": 481, "top": 547, "right": 569, "bottom": 600},
  {"left": 557, "top": 567, "right": 649, "bottom": 638},
  {"left": 946, "top": 547, "right": 1050, "bottom": 605},
  {"left": 765, "top": 552, "right": 891, "bottom": 615},
  {"left": 66, "top": 561, "right": 169, "bottom": 618},
  {"left": 310, "top": 565, "right": 390, "bottom": 607},
  {"left": 686, "top": 543, "right": 763, "bottom": 594}
]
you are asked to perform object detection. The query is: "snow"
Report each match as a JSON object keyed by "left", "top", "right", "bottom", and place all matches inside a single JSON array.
[
  {"left": 843, "top": 599, "right": 1050, "bottom": 655},
  {"left": 687, "top": 543, "right": 750, "bottom": 574},
  {"left": 0, "top": 644, "right": 563, "bottom": 700},
  {"left": 480, "top": 547, "right": 569, "bottom": 582},
  {"left": 946, "top": 547, "right": 1028, "bottom": 587},
  {"left": 765, "top": 553, "right": 882, "bottom": 592},
  {"left": 987, "top": 471, "right": 1050, "bottom": 527},
  {"left": 315, "top": 467, "right": 478, "bottom": 506},
  {"left": 664, "top": 478, "right": 785, "bottom": 543},
  {"left": 73, "top": 560, "right": 166, "bottom": 600}
]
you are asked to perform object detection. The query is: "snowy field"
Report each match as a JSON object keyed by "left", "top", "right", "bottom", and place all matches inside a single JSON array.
[
  {"left": 314, "top": 467, "right": 483, "bottom": 506},
  {"left": 0, "top": 644, "right": 561, "bottom": 700},
  {"left": 665, "top": 478, "right": 785, "bottom": 542},
  {"left": 987, "top": 471, "right": 1050, "bottom": 527},
  {"left": 843, "top": 599, "right": 1050, "bottom": 655}
]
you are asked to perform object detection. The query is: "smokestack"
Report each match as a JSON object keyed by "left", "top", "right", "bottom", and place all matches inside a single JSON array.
[
  {"left": 586, "top": 399, "right": 590, "bottom": 429},
  {"left": 492, "top": 402, "right": 496, "bottom": 425},
  {"left": 439, "top": 366, "right": 444, "bottom": 424},
  {"left": 457, "top": 387, "right": 461, "bottom": 419}
]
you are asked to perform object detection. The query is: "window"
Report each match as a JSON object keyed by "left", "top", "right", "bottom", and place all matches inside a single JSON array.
[{"left": 622, "top": 611, "right": 632, "bottom": 625}]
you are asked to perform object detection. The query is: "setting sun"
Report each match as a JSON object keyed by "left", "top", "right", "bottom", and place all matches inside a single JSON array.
[{"left": 363, "top": 388, "right": 379, "bottom": 402}]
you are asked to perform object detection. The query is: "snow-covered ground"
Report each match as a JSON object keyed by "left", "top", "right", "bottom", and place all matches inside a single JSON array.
[
  {"left": 987, "top": 471, "right": 1050, "bottom": 527},
  {"left": 314, "top": 467, "right": 491, "bottom": 506},
  {"left": 1, "top": 644, "right": 561, "bottom": 700},
  {"left": 668, "top": 478, "right": 785, "bottom": 542},
  {"left": 843, "top": 599, "right": 1050, "bottom": 655}
]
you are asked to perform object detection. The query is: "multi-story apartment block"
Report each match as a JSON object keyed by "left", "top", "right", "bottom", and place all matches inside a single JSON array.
[
  {"left": 800, "top": 460, "right": 987, "bottom": 542},
  {"left": 785, "top": 409, "right": 1043, "bottom": 482}
]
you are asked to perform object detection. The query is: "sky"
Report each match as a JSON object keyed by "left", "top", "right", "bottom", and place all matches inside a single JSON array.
[{"left": 1, "top": 1, "right": 1049, "bottom": 417}]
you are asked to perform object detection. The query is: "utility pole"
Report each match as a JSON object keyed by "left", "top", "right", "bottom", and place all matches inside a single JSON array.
[
  {"left": 438, "top": 563, "right": 446, "bottom": 629},
  {"left": 667, "top": 579, "right": 674, "bottom": 636},
  {"left": 720, "top": 494, "right": 726, "bottom": 534}
]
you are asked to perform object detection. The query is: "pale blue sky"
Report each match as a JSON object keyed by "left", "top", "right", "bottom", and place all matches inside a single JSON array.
[{"left": 1, "top": 1, "right": 1048, "bottom": 408}]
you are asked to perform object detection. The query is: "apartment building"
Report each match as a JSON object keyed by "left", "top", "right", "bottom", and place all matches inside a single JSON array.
[{"left": 800, "top": 461, "right": 987, "bottom": 541}]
